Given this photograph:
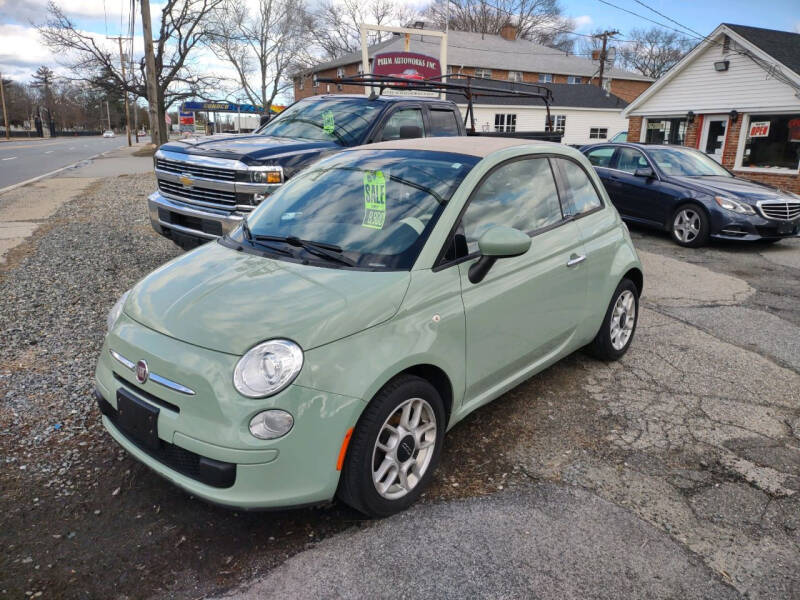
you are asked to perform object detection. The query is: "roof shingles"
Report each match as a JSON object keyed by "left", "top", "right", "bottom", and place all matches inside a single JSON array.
[{"left": 724, "top": 23, "right": 800, "bottom": 76}]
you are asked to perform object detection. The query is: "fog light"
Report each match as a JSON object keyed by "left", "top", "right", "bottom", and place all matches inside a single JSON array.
[
  {"left": 249, "top": 409, "right": 293, "bottom": 440},
  {"left": 254, "top": 192, "right": 268, "bottom": 204}
]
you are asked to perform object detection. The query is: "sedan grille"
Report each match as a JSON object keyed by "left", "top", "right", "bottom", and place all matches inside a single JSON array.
[
  {"left": 158, "top": 179, "right": 237, "bottom": 208},
  {"left": 759, "top": 201, "right": 800, "bottom": 221},
  {"left": 155, "top": 157, "right": 237, "bottom": 181}
]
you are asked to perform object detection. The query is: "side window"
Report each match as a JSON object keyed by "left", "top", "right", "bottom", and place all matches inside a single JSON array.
[
  {"left": 615, "top": 147, "right": 649, "bottom": 173},
  {"left": 586, "top": 147, "right": 615, "bottom": 168},
  {"left": 429, "top": 109, "right": 460, "bottom": 136},
  {"left": 379, "top": 108, "right": 425, "bottom": 141},
  {"left": 555, "top": 158, "right": 603, "bottom": 217},
  {"left": 460, "top": 158, "right": 562, "bottom": 254}
]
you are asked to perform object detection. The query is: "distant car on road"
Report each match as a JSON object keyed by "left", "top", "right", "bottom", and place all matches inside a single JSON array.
[
  {"left": 102, "top": 130, "right": 115, "bottom": 138},
  {"left": 581, "top": 142, "right": 800, "bottom": 247},
  {"left": 97, "top": 137, "right": 642, "bottom": 517}
]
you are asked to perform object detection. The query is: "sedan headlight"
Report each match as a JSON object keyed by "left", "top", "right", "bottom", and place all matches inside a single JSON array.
[
  {"left": 715, "top": 196, "right": 755, "bottom": 215},
  {"left": 233, "top": 339, "right": 303, "bottom": 398},
  {"left": 106, "top": 290, "right": 131, "bottom": 332}
]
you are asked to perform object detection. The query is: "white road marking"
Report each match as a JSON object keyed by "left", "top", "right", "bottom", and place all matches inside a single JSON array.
[
  {"left": 2, "top": 156, "right": 17, "bottom": 161},
  {"left": 45, "top": 150, "right": 54, "bottom": 154},
  {"left": 69, "top": 146, "right": 76, "bottom": 150}
]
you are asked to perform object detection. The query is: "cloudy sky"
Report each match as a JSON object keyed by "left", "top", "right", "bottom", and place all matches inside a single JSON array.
[{"left": 1, "top": 0, "right": 798, "bottom": 94}]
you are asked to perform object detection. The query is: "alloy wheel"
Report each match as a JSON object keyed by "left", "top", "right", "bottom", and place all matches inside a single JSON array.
[
  {"left": 673, "top": 208, "right": 701, "bottom": 243},
  {"left": 371, "top": 397, "right": 437, "bottom": 500},
  {"left": 610, "top": 290, "right": 636, "bottom": 351}
]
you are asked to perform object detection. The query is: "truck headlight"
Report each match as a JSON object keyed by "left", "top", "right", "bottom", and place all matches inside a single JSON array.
[
  {"left": 249, "top": 166, "right": 283, "bottom": 184},
  {"left": 107, "top": 290, "right": 131, "bottom": 332},
  {"left": 233, "top": 339, "right": 303, "bottom": 398},
  {"left": 715, "top": 196, "right": 755, "bottom": 215}
]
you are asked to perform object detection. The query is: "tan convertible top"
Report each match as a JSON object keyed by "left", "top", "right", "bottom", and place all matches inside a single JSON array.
[{"left": 362, "top": 136, "right": 564, "bottom": 158}]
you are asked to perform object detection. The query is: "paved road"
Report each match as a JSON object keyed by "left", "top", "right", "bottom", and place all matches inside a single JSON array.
[{"left": 0, "top": 136, "right": 126, "bottom": 190}]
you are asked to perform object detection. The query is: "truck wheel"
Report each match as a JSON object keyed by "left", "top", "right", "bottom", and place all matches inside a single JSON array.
[
  {"left": 337, "top": 375, "right": 445, "bottom": 518},
  {"left": 587, "top": 278, "right": 639, "bottom": 361}
]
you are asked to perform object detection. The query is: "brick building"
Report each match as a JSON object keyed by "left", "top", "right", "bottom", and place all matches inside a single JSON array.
[
  {"left": 294, "top": 25, "right": 652, "bottom": 104},
  {"left": 623, "top": 24, "right": 800, "bottom": 193}
]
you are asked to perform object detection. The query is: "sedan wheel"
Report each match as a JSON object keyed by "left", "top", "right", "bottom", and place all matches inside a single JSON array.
[
  {"left": 337, "top": 375, "right": 445, "bottom": 517},
  {"left": 672, "top": 205, "right": 709, "bottom": 247},
  {"left": 372, "top": 398, "right": 437, "bottom": 500},
  {"left": 587, "top": 278, "right": 639, "bottom": 361},
  {"left": 610, "top": 290, "right": 636, "bottom": 351}
]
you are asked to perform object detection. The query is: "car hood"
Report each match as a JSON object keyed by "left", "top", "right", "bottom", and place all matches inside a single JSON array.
[
  {"left": 160, "top": 134, "right": 340, "bottom": 162},
  {"left": 665, "top": 175, "right": 790, "bottom": 204},
  {"left": 123, "top": 242, "right": 411, "bottom": 355}
]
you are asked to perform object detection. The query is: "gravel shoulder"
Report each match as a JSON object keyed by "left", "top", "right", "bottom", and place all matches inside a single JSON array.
[{"left": 1, "top": 178, "right": 799, "bottom": 598}]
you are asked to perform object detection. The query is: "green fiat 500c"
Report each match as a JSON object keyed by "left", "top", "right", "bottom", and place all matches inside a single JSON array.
[{"left": 96, "top": 137, "right": 643, "bottom": 517}]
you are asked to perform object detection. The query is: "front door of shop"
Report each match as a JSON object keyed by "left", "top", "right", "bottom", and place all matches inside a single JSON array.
[{"left": 700, "top": 115, "right": 729, "bottom": 163}]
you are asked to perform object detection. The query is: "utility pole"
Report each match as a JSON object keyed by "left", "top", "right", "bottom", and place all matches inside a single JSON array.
[
  {"left": 106, "top": 100, "right": 112, "bottom": 130},
  {"left": 133, "top": 96, "right": 139, "bottom": 142},
  {"left": 0, "top": 73, "right": 9, "bottom": 141},
  {"left": 140, "top": 0, "right": 162, "bottom": 145},
  {"left": 593, "top": 30, "right": 619, "bottom": 90},
  {"left": 108, "top": 36, "right": 132, "bottom": 146}
]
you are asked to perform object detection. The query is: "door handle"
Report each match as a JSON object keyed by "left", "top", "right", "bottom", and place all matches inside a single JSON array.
[{"left": 566, "top": 254, "right": 586, "bottom": 267}]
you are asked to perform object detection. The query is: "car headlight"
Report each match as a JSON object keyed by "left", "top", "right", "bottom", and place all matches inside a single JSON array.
[
  {"left": 715, "top": 196, "right": 755, "bottom": 215},
  {"left": 106, "top": 290, "right": 131, "bottom": 332},
  {"left": 233, "top": 339, "right": 303, "bottom": 398},
  {"left": 249, "top": 166, "right": 283, "bottom": 184}
]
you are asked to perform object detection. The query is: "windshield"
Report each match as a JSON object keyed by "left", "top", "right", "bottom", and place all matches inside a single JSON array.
[
  {"left": 647, "top": 147, "right": 731, "bottom": 177},
  {"left": 242, "top": 149, "right": 479, "bottom": 269},
  {"left": 256, "top": 98, "right": 383, "bottom": 146}
]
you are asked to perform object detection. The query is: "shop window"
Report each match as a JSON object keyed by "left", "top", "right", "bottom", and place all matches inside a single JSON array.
[
  {"left": 567, "top": 76, "right": 582, "bottom": 84},
  {"left": 312, "top": 74, "right": 319, "bottom": 88},
  {"left": 538, "top": 73, "right": 553, "bottom": 83},
  {"left": 740, "top": 114, "right": 800, "bottom": 171},
  {"left": 475, "top": 68, "right": 492, "bottom": 79},
  {"left": 494, "top": 113, "right": 517, "bottom": 133},
  {"left": 508, "top": 71, "right": 523, "bottom": 82},
  {"left": 589, "top": 127, "right": 608, "bottom": 139},
  {"left": 645, "top": 118, "right": 686, "bottom": 145}
]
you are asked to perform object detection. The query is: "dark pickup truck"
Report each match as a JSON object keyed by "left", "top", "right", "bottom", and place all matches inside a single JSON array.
[{"left": 149, "top": 94, "right": 559, "bottom": 249}]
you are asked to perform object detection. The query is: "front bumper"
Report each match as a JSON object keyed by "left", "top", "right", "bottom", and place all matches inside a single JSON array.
[
  {"left": 148, "top": 191, "right": 245, "bottom": 243},
  {"left": 95, "top": 314, "right": 364, "bottom": 509},
  {"left": 711, "top": 212, "right": 800, "bottom": 241}
]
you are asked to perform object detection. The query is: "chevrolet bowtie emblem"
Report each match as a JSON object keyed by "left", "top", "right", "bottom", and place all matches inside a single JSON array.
[{"left": 179, "top": 173, "right": 194, "bottom": 188}]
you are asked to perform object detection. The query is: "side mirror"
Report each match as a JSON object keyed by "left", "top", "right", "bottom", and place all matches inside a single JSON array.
[
  {"left": 468, "top": 226, "right": 531, "bottom": 284},
  {"left": 634, "top": 167, "right": 654, "bottom": 178}
]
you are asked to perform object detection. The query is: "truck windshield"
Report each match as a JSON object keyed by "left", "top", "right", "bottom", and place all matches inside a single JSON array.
[
  {"left": 242, "top": 149, "right": 479, "bottom": 269},
  {"left": 256, "top": 98, "right": 383, "bottom": 146}
]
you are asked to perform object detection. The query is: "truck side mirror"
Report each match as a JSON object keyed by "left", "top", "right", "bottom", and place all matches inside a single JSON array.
[{"left": 468, "top": 226, "right": 531, "bottom": 284}]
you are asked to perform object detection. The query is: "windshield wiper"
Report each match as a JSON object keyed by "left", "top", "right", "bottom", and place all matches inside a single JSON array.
[
  {"left": 241, "top": 221, "right": 295, "bottom": 257},
  {"left": 253, "top": 235, "right": 356, "bottom": 267}
]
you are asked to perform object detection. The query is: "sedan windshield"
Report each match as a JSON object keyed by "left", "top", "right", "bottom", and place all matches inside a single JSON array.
[
  {"left": 647, "top": 147, "right": 731, "bottom": 177},
  {"left": 243, "top": 149, "right": 479, "bottom": 269},
  {"left": 256, "top": 98, "right": 383, "bottom": 146}
]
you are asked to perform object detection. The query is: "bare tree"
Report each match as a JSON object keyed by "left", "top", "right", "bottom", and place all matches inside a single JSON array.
[
  {"left": 206, "top": 0, "right": 311, "bottom": 111},
  {"left": 425, "top": 0, "right": 575, "bottom": 52},
  {"left": 38, "top": 0, "right": 223, "bottom": 144},
  {"left": 30, "top": 66, "right": 56, "bottom": 114},
  {"left": 309, "top": 0, "right": 419, "bottom": 60},
  {"left": 618, "top": 27, "right": 692, "bottom": 78}
]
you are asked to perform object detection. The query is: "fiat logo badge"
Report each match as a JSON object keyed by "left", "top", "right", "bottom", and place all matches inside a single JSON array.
[
  {"left": 136, "top": 360, "right": 149, "bottom": 384},
  {"left": 179, "top": 173, "right": 194, "bottom": 188}
]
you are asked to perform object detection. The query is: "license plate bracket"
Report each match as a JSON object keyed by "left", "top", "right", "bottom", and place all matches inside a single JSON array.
[
  {"left": 777, "top": 221, "right": 795, "bottom": 235},
  {"left": 116, "top": 389, "right": 160, "bottom": 451}
]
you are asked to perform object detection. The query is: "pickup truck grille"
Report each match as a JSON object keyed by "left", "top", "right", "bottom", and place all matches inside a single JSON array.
[
  {"left": 158, "top": 180, "right": 237, "bottom": 207},
  {"left": 155, "top": 157, "right": 237, "bottom": 181},
  {"left": 759, "top": 201, "right": 800, "bottom": 221}
]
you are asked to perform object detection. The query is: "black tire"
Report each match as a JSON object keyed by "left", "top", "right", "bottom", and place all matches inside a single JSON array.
[
  {"left": 587, "top": 278, "right": 639, "bottom": 361},
  {"left": 671, "top": 203, "right": 710, "bottom": 247},
  {"left": 337, "top": 375, "right": 446, "bottom": 518}
]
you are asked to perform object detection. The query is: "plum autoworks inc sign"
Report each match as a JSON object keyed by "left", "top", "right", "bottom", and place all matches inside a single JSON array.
[{"left": 372, "top": 52, "right": 442, "bottom": 97}]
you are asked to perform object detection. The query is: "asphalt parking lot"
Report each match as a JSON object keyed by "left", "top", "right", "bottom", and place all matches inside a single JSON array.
[{"left": 1, "top": 171, "right": 799, "bottom": 598}]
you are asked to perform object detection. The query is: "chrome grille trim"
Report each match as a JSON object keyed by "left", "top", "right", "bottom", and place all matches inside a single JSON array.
[
  {"left": 158, "top": 180, "right": 237, "bottom": 206},
  {"left": 155, "top": 158, "right": 236, "bottom": 181},
  {"left": 758, "top": 200, "right": 800, "bottom": 221},
  {"left": 108, "top": 348, "right": 196, "bottom": 396}
]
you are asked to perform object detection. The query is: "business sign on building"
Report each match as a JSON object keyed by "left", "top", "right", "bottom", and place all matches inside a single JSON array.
[
  {"left": 748, "top": 121, "right": 771, "bottom": 138},
  {"left": 181, "top": 101, "right": 265, "bottom": 114},
  {"left": 179, "top": 111, "right": 195, "bottom": 125},
  {"left": 372, "top": 52, "right": 441, "bottom": 97}
]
